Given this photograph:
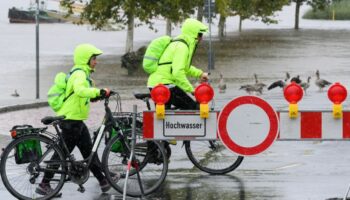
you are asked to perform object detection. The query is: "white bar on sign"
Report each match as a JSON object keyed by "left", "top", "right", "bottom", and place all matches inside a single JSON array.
[
  {"left": 153, "top": 112, "right": 217, "bottom": 140},
  {"left": 322, "top": 112, "right": 342, "bottom": 139},
  {"left": 163, "top": 115, "right": 205, "bottom": 137},
  {"left": 279, "top": 112, "right": 300, "bottom": 139}
]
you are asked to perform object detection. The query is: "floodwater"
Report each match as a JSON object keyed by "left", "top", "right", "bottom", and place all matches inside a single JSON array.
[{"left": 1, "top": 1, "right": 350, "bottom": 107}]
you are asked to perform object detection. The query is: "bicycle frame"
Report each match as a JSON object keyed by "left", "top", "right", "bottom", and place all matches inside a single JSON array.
[{"left": 40, "top": 95, "right": 131, "bottom": 177}]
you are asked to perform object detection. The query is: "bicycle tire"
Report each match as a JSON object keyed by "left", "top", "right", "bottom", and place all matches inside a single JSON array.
[
  {"left": 0, "top": 135, "right": 66, "bottom": 200},
  {"left": 102, "top": 135, "right": 168, "bottom": 197},
  {"left": 110, "top": 128, "right": 149, "bottom": 172},
  {"left": 185, "top": 140, "right": 244, "bottom": 175}
]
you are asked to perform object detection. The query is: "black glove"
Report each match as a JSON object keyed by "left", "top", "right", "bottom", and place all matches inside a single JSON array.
[
  {"left": 90, "top": 97, "right": 101, "bottom": 102},
  {"left": 100, "top": 88, "right": 110, "bottom": 99}
]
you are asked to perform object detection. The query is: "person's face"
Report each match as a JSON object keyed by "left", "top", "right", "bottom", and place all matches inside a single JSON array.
[
  {"left": 197, "top": 33, "right": 203, "bottom": 43},
  {"left": 89, "top": 56, "right": 97, "bottom": 70}
]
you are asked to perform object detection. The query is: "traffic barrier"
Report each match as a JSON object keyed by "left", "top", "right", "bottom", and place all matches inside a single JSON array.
[
  {"left": 144, "top": 82, "right": 349, "bottom": 154},
  {"left": 277, "top": 110, "right": 350, "bottom": 140},
  {"left": 278, "top": 82, "right": 349, "bottom": 140}
]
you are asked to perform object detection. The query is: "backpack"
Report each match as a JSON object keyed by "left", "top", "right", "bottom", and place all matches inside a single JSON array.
[
  {"left": 47, "top": 68, "right": 82, "bottom": 112},
  {"left": 142, "top": 35, "right": 188, "bottom": 74}
]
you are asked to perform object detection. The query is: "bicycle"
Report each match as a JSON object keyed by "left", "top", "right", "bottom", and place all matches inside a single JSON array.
[
  {"left": 0, "top": 91, "right": 168, "bottom": 200},
  {"left": 133, "top": 92, "right": 244, "bottom": 175}
]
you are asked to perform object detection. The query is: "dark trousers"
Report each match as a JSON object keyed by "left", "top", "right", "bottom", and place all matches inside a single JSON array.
[
  {"left": 166, "top": 86, "right": 199, "bottom": 110},
  {"left": 43, "top": 120, "right": 105, "bottom": 183}
]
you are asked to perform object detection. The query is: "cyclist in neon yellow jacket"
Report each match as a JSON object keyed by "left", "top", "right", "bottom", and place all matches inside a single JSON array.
[
  {"left": 147, "top": 18, "right": 209, "bottom": 109},
  {"left": 57, "top": 44, "right": 103, "bottom": 120},
  {"left": 37, "top": 44, "right": 116, "bottom": 196}
]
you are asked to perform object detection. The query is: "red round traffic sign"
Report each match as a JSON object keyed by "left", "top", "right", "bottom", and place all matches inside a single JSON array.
[{"left": 218, "top": 96, "right": 279, "bottom": 156}]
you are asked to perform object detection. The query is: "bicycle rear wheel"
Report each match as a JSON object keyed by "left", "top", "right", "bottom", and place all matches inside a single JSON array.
[
  {"left": 185, "top": 140, "right": 244, "bottom": 175},
  {"left": 102, "top": 135, "right": 168, "bottom": 197},
  {"left": 0, "top": 135, "right": 66, "bottom": 200}
]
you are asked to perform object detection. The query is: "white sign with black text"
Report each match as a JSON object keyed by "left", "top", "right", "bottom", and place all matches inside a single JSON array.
[{"left": 153, "top": 112, "right": 218, "bottom": 140}]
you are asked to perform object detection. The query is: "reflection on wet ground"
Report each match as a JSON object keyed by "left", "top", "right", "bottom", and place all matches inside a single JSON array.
[{"left": 152, "top": 174, "right": 246, "bottom": 200}]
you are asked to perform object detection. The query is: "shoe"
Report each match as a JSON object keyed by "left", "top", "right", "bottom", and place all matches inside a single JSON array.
[
  {"left": 35, "top": 183, "right": 62, "bottom": 197},
  {"left": 100, "top": 173, "right": 120, "bottom": 193}
]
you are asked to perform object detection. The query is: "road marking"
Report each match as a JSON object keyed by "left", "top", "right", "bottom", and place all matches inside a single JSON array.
[
  {"left": 167, "top": 172, "right": 205, "bottom": 175},
  {"left": 274, "top": 163, "right": 302, "bottom": 170}
]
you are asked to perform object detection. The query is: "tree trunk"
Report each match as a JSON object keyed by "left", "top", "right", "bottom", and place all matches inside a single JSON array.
[
  {"left": 125, "top": 13, "right": 134, "bottom": 53},
  {"left": 218, "top": 15, "right": 225, "bottom": 39},
  {"left": 238, "top": 16, "right": 242, "bottom": 32},
  {"left": 166, "top": 18, "right": 171, "bottom": 36},
  {"left": 294, "top": 0, "right": 301, "bottom": 30},
  {"left": 197, "top": 5, "right": 204, "bottom": 22}
]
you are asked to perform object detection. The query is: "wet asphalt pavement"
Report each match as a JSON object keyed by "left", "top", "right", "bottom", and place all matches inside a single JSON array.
[
  {"left": 2, "top": 132, "right": 350, "bottom": 200},
  {"left": 2, "top": 93, "right": 350, "bottom": 200}
]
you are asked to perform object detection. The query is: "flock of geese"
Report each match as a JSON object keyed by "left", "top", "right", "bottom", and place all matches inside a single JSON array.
[
  {"left": 10, "top": 70, "right": 331, "bottom": 98},
  {"left": 218, "top": 70, "right": 332, "bottom": 95}
]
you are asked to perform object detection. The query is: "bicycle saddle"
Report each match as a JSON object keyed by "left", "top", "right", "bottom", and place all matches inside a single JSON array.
[
  {"left": 41, "top": 116, "right": 66, "bottom": 125},
  {"left": 134, "top": 93, "right": 151, "bottom": 100}
]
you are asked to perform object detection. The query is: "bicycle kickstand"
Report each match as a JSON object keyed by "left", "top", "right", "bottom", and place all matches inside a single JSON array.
[{"left": 77, "top": 184, "right": 85, "bottom": 193}]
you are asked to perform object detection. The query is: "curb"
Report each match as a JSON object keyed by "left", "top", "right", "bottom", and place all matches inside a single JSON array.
[{"left": 0, "top": 101, "right": 48, "bottom": 114}]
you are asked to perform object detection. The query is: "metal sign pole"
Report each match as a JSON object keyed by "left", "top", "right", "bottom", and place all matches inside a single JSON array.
[
  {"left": 35, "top": 0, "right": 40, "bottom": 99},
  {"left": 207, "top": 0, "right": 213, "bottom": 73},
  {"left": 123, "top": 105, "right": 138, "bottom": 200}
]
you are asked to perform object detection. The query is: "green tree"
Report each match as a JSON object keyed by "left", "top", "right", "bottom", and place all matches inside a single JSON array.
[
  {"left": 292, "top": 0, "right": 330, "bottom": 29},
  {"left": 230, "top": 0, "right": 289, "bottom": 32},
  {"left": 61, "top": 0, "right": 156, "bottom": 53},
  {"left": 154, "top": 0, "right": 201, "bottom": 36},
  {"left": 216, "top": 0, "right": 231, "bottom": 38}
]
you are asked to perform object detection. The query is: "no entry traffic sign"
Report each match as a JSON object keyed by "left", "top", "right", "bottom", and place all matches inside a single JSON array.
[{"left": 218, "top": 96, "right": 279, "bottom": 156}]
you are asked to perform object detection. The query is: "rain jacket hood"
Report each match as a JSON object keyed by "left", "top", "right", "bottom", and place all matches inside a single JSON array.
[
  {"left": 181, "top": 18, "right": 208, "bottom": 41},
  {"left": 56, "top": 44, "right": 102, "bottom": 120},
  {"left": 73, "top": 43, "right": 103, "bottom": 73}
]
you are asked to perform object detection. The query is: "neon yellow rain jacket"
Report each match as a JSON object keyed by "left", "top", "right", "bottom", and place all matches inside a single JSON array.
[
  {"left": 147, "top": 18, "right": 208, "bottom": 93},
  {"left": 57, "top": 44, "right": 102, "bottom": 120}
]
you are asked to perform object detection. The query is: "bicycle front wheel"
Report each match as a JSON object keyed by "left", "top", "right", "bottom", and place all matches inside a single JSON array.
[
  {"left": 102, "top": 135, "right": 168, "bottom": 197},
  {"left": 185, "top": 140, "right": 244, "bottom": 175},
  {"left": 0, "top": 135, "right": 66, "bottom": 200}
]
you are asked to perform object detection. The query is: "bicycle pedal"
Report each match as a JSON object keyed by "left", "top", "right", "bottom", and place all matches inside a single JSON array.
[
  {"left": 168, "top": 140, "right": 177, "bottom": 145},
  {"left": 77, "top": 185, "right": 85, "bottom": 193}
]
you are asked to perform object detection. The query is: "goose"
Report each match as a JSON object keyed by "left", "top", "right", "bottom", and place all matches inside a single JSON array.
[
  {"left": 253, "top": 73, "right": 267, "bottom": 94},
  {"left": 11, "top": 90, "right": 19, "bottom": 97},
  {"left": 218, "top": 73, "right": 226, "bottom": 93},
  {"left": 267, "top": 72, "right": 290, "bottom": 90},
  {"left": 290, "top": 75, "right": 302, "bottom": 84},
  {"left": 300, "top": 76, "right": 311, "bottom": 94},
  {"left": 239, "top": 84, "right": 256, "bottom": 94},
  {"left": 315, "top": 70, "right": 331, "bottom": 91},
  {"left": 254, "top": 85, "right": 266, "bottom": 95}
]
